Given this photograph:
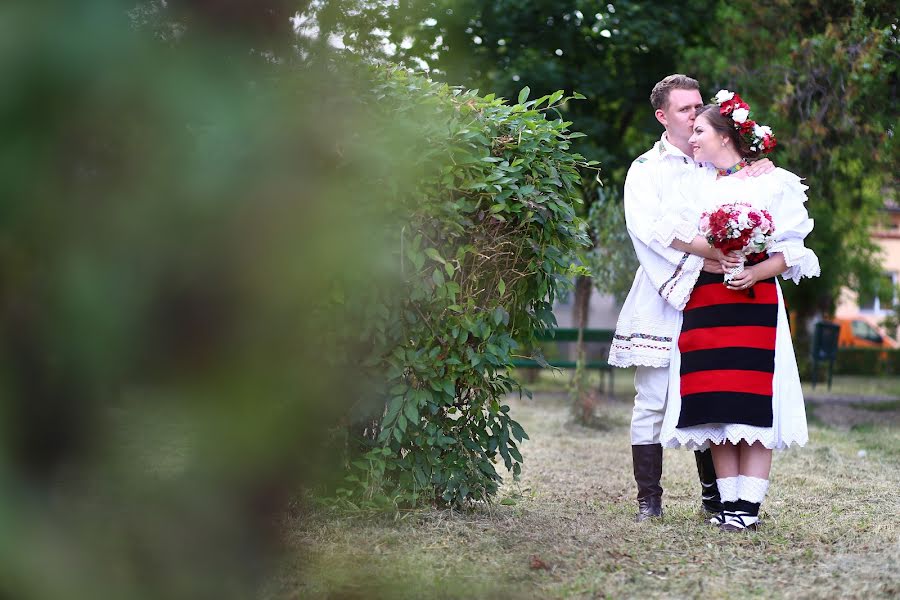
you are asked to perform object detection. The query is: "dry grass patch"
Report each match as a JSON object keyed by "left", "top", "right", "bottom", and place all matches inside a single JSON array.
[{"left": 274, "top": 393, "right": 900, "bottom": 599}]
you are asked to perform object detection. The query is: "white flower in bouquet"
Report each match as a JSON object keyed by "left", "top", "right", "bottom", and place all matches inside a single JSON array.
[{"left": 749, "top": 232, "right": 769, "bottom": 252}]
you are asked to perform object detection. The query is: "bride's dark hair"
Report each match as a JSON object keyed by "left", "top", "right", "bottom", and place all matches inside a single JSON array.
[{"left": 695, "top": 104, "right": 764, "bottom": 161}]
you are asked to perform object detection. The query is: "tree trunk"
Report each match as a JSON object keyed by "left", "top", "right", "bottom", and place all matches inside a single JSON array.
[
  {"left": 571, "top": 275, "right": 600, "bottom": 425},
  {"left": 572, "top": 275, "right": 592, "bottom": 338}
]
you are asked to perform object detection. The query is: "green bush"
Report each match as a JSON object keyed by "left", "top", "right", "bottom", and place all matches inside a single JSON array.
[
  {"left": 833, "top": 348, "right": 887, "bottom": 375},
  {"left": 882, "top": 349, "right": 900, "bottom": 376},
  {"left": 817, "top": 348, "right": 900, "bottom": 377},
  {"left": 336, "top": 69, "right": 593, "bottom": 508}
]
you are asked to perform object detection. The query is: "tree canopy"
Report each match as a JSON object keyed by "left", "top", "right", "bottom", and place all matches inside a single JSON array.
[{"left": 685, "top": 0, "right": 898, "bottom": 324}]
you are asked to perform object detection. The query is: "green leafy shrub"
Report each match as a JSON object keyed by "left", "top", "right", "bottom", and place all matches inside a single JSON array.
[
  {"left": 336, "top": 69, "right": 593, "bottom": 508},
  {"left": 833, "top": 348, "right": 886, "bottom": 376},
  {"left": 882, "top": 349, "right": 900, "bottom": 376}
]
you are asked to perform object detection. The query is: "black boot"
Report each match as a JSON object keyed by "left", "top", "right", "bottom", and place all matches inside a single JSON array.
[
  {"left": 632, "top": 444, "right": 663, "bottom": 522},
  {"left": 694, "top": 449, "right": 722, "bottom": 514}
]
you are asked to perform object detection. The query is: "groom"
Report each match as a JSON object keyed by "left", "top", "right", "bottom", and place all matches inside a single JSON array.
[{"left": 609, "top": 74, "right": 771, "bottom": 522}]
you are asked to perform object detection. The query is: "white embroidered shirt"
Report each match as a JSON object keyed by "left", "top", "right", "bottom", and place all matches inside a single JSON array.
[{"left": 609, "top": 134, "right": 708, "bottom": 368}]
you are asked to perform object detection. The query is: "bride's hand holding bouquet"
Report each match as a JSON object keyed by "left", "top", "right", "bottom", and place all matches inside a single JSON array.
[{"left": 699, "top": 202, "right": 775, "bottom": 290}]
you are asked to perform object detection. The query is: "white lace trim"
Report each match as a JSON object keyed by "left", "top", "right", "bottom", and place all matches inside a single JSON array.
[
  {"left": 662, "top": 423, "right": 808, "bottom": 451},
  {"left": 609, "top": 354, "right": 670, "bottom": 368},
  {"left": 770, "top": 242, "right": 821, "bottom": 284},
  {"left": 608, "top": 339, "right": 671, "bottom": 368},
  {"left": 652, "top": 218, "right": 697, "bottom": 248}
]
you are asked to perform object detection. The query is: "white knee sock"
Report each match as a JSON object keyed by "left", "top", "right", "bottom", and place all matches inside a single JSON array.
[
  {"left": 737, "top": 475, "right": 769, "bottom": 505},
  {"left": 716, "top": 476, "right": 739, "bottom": 503}
]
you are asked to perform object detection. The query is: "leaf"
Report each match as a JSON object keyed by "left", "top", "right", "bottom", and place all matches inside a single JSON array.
[
  {"left": 510, "top": 421, "right": 530, "bottom": 442},
  {"left": 509, "top": 444, "right": 522, "bottom": 462},
  {"left": 403, "top": 400, "right": 418, "bottom": 425},
  {"left": 498, "top": 278, "right": 506, "bottom": 296},
  {"left": 424, "top": 248, "right": 446, "bottom": 264},
  {"left": 377, "top": 427, "right": 392, "bottom": 443},
  {"left": 499, "top": 498, "right": 517, "bottom": 506},
  {"left": 518, "top": 86, "right": 531, "bottom": 104},
  {"left": 531, "top": 94, "right": 550, "bottom": 108},
  {"left": 383, "top": 396, "right": 403, "bottom": 426},
  {"left": 442, "top": 379, "right": 456, "bottom": 396}
]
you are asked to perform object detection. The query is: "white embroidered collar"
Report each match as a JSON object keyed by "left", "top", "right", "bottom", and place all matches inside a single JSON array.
[{"left": 658, "top": 133, "right": 694, "bottom": 162}]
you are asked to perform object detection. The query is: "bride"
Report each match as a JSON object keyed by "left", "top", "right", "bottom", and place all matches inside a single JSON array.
[{"left": 655, "top": 91, "right": 820, "bottom": 531}]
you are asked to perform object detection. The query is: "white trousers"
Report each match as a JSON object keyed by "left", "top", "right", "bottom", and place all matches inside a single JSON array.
[{"left": 631, "top": 365, "right": 669, "bottom": 445}]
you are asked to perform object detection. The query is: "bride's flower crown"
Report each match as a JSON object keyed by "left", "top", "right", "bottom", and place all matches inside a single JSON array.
[{"left": 712, "top": 90, "right": 777, "bottom": 155}]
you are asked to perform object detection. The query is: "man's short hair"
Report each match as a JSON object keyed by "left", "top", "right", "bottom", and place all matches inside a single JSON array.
[{"left": 650, "top": 74, "right": 700, "bottom": 110}]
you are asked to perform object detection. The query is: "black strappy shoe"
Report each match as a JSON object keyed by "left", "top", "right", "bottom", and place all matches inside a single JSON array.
[{"left": 720, "top": 511, "right": 759, "bottom": 532}]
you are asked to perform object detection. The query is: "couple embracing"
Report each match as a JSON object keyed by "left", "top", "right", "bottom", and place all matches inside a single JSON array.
[{"left": 609, "top": 74, "right": 820, "bottom": 532}]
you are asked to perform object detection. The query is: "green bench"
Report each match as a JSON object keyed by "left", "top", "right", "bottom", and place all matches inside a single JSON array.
[{"left": 512, "top": 328, "right": 616, "bottom": 396}]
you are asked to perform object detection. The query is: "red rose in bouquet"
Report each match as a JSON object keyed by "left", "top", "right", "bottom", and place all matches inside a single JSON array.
[{"left": 699, "top": 202, "right": 775, "bottom": 284}]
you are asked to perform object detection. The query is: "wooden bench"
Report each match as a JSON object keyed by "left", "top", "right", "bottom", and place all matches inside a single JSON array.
[{"left": 512, "top": 328, "right": 616, "bottom": 396}]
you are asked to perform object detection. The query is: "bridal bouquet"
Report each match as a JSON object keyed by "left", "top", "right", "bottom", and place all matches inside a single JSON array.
[{"left": 699, "top": 202, "right": 775, "bottom": 283}]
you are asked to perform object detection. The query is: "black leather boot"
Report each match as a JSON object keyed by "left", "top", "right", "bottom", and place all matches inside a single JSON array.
[
  {"left": 694, "top": 449, "right": 722, "bottom": 514},
  {"left": 632, "top": 444, "right": 663, "bottom": 522}
]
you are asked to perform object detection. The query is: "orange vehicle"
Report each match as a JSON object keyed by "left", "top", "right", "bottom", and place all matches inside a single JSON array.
[{"left": 834, "top": 317, "right": 899, "bottom": 349}]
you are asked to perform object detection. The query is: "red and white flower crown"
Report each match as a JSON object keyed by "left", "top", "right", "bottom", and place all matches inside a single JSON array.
[{"left": 712, "top": 90, "right": 777, "bottom": 155}]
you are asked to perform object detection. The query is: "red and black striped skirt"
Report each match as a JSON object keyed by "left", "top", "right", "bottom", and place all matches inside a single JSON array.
[{"left": 676, "top": 270, "right": 778, "bottom": 429}]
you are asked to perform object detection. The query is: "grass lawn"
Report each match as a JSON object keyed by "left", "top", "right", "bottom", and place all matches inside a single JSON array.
[
  {"left": 514, "top": 368, "right": 900, "bottom": 401},
  {"left": 273, "top": 375, "right": 900, "bottom": 599}
]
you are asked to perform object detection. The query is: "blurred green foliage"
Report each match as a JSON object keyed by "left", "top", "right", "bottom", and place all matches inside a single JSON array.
[
  {"left": 0, "top": 1, "right": 597, "bottom": 596},
  {"left": 0, "top": 1, "right": 421, "bottom": 598},
  {"left": 829, "top": 347, "right": 900, "bottom": 376}
]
